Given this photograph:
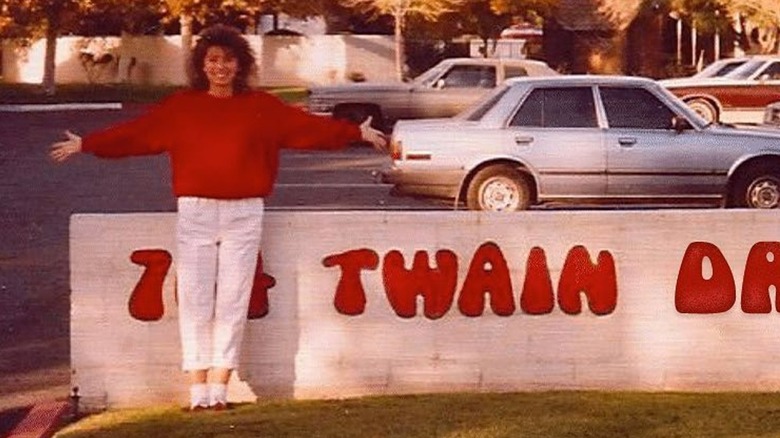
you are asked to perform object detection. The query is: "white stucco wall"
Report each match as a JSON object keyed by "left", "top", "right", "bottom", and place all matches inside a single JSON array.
[
  {"left": 1, "top": 34, "right": 397, "bottom": 87},
  {"left": 71, "top": 210, "right": 780, "bottom": 410}
]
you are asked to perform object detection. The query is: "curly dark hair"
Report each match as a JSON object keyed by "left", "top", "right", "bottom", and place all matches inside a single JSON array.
[{"left": 188, "top": 24, "right": 257, "bottom": 94}]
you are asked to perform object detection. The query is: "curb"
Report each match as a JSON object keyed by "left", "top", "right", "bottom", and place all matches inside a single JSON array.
[
  {"left": 0, "top": 103, "right": 122, "bottom": 112},
  {"left": 4, "top": 402, "right": 70, "bottom": 438}
]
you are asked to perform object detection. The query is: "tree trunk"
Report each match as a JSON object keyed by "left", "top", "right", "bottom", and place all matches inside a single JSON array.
[
  {"left": 394, "top": 10, "right": 405, "bottom": 81},
  {"left": 775, "top": 27, "right": 780, "bottom": 55},
  {"left": 479, "top": 37, "right": 489, "bottom": 57},
  {"left": 573, "top": 30, "right": 627, "bottom": 74},
  {"left": 42, "top": 18, "right": 58, "bottom": 96},
  {"left": 180, "top": 13, "right": 194, "bottom": 74}
]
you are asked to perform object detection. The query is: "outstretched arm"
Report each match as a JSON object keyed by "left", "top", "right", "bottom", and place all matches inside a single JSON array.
[
  {"left": 359, "top": 116, "right": 387, "bottom": 152},
  {"left": 53, "top": 93, "right": 179, "bottom": 161},
  {"left": 50, "top": 130, "right": 82, "bottom": 162},
  {"left": 269, "top": 94, "right": 385, "bottom": 152}
]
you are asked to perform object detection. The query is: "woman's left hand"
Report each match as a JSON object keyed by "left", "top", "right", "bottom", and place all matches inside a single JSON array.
[
  {"left": 50, "top": 130, "right": 83, "bottom": 162},
  {"left": 359, "top": 117, "right": 387, "bottom": 152}
]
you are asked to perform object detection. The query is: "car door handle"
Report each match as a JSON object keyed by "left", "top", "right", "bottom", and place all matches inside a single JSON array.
[
  {"left": 515, "top": 135, "right": 534, "bottom": 145},
  {"left": 618, "top": 137, "right": 637, "bottom": 147}
]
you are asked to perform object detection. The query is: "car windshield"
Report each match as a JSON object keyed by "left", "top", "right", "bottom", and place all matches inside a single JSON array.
[
  {"left": 724, "top": 59, "right": 766, "bottom": 79},
  {"left": 456, "top": 84, "right": 510, "bottom": 121},
  {"left": 651, "top": 84, "right": 711, "bottom": 127},
  {"left": 413, "top": 62, "right": 451, "bottom": 87},
  {"left": 694, "top": 59, "right": 746, "bottom": 78}
]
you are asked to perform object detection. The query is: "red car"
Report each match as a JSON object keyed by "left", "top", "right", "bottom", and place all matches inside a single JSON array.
[{"left": 661, "top": 56, "right": 780, "bottom": 125}]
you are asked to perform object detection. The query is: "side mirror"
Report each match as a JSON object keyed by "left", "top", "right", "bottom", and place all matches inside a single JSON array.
[
  {"left": 434, "top": 78, "right": 446, "bottom": 89},
  {"left": 672, "top": 115, "right": 693, "bottom": 133}
]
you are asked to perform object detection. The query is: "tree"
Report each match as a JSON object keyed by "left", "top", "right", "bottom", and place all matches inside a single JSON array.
[
  {"left": 491, "top": 0, "right": 558, "bottom": 16},
  {"left": 0, "top": 1, "right": 38, "bottom": 39},
  {"left": 725, "top": 0, "right": 780, "bottom": 53},
  {"left": 545, "top": 0, "right": 646, "bottom": 73},
  {"left": 164, "top": 0, "right": 315, "bottom": 34},
  {"left": 0, "top": 0, "right": 81, "bottom": 94},
  {"left": 161, "top": 0, "right": 260, "bottom": 74},
  {"left": 339, "top": 0, "right": 465, "bottom": 80},
  {"left": 256, "top": 0, "right": 377, "bottom": 34},
  {"left": 77, "top": 0, "right": 168, "bottom": 36},
  {"left": 643, "top": 0, "right": 773, "bottom": 62},
  {"left": 259, "top": 0, "right": 328, "bottom": 25},
  {"left": 440, "top": 0, "right": 558, "bottom": 58},
  {"left": 1, "top": 0, "right": 170, "bottom": 92},
  {"left": 455, "top": 0, "right": 514, "bottom": 56}
]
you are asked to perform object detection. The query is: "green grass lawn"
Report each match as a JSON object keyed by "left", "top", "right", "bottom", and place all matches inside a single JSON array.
[
  {"left": 0, "top": 83, "right": 308, "bottom": 104},
  {"left": 55, "top": 391, "right": 780, "bottom": 438}
]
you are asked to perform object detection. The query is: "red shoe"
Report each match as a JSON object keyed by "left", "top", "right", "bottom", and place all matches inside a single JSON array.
[
  {"left": 186, "top": 403, "right": 209, "bottom": 413},
  {"left": 210, "top": 402, "right": 228, "bottom": 411}
]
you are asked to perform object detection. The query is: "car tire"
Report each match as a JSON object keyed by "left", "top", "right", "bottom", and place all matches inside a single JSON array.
[
  {"left": 730, "top": 165, "right": 780, "bottom": 209},
  {"left": 466, "top": 165, "right": 531, "bottom": 212},
  {"left": 686, "top": 98, "right": 718, "bottom": 124}
]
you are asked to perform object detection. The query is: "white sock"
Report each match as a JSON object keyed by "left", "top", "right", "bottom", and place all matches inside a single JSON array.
[
  {"left": 209, "top": 383, "right": 227, "bottom": 406},
  {"left": 190, "top": 383, "right": 209, "bottom": 408}
]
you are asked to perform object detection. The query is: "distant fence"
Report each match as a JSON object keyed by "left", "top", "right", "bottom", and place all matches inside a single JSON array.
[{"left": 1, "top": 34, "right": 397, "bottom": 87}]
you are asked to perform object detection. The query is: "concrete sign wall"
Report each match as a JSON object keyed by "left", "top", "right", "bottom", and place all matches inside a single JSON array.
[{"left": 71, "top": 211, "right": 780, "bottom": 409}]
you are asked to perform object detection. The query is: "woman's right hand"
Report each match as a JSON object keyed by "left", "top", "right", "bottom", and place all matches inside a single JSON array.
[
  {"left": 359, "top": 117, "right": 387, "bottom": 152},
  {"left": 50, "top": 130, "right": 83, "bottom": 162}
]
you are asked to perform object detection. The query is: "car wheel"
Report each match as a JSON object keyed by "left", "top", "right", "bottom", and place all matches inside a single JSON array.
[
  {"left": 731, "top": 166, "right": 780, "bottom": 209},
  {"left": 686, "top": 98, "right": 718, "bottom": 124},
  {"left": 466, "top": 165, "right": 531, "bottom": 212}
]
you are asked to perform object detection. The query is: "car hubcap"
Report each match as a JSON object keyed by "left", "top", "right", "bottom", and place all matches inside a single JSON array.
[
  {"left": 689, "top": 100, "right": 715, "bottom": 123},
  {"left": 482, "top": 178, "right": 519, "bottom": 211},
  {"left": 747, "top": 177, "right": 780, "bottom": 209}
]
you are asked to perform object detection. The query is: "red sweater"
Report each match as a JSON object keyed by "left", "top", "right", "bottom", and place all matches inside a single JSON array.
[{"left": 82, "top": 90, "right": 362, "bottom": 199}]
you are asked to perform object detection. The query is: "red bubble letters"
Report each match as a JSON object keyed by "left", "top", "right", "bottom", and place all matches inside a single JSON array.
[
  {"left": 127, "top": 250, "right": 276, "bottom": 321},
  {"left": 125, "top": 240, "right": 777, "bottom": 322},
  {"left": 322, "top": 242, "right": 618, "bottom": 318},
  {"left": 675, "top": 241, "right": 780, "bottom": 313},
  {"left": 127, "top": 242, "right": 618, "bottom": 322}
]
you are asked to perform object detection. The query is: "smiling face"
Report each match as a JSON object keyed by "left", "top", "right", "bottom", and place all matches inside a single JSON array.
[{"left": 203, "top": 45, "right": 239, "bottom": 96}]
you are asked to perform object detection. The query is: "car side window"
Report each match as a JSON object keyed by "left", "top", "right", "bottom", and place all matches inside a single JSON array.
[
  {"left": 600, "top": 87, "right": 675, "bottom": 130},
  {"left": 758, "top": 62, "right": 780, "bottom": 80},
  {"left": 439, "top": 65, "right": 496, "bottom": 88},
  {"left": 715, "top": 62, "right": 744, "bottom": 76},
  {"left": 504, "top": 66, "right": 529, "bottom": 79},
  {"left": 509, "top": 87, "right": 597, "bottom": 128}
]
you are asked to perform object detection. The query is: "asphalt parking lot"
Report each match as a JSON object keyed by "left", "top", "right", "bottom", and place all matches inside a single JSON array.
[
  {"left": 0, "top": 106, "right": 432, "bottom": 413},
  {"left": 0, "top": 107, "right": 175, "bottom": 412}
]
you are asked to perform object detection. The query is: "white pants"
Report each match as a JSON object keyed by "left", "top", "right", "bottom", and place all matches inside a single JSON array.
[{"left": 176, "top": 196, "right": 264, "bottom": 371}]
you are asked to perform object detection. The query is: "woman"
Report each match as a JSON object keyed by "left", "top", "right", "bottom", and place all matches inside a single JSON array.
[{"left": 50, "top": 24, "right": 386, "bottom": 411}]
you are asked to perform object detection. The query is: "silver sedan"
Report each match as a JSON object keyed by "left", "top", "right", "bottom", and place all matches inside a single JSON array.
[{"left": 383, "top": 75, "right": 780, "bottom": 211}]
